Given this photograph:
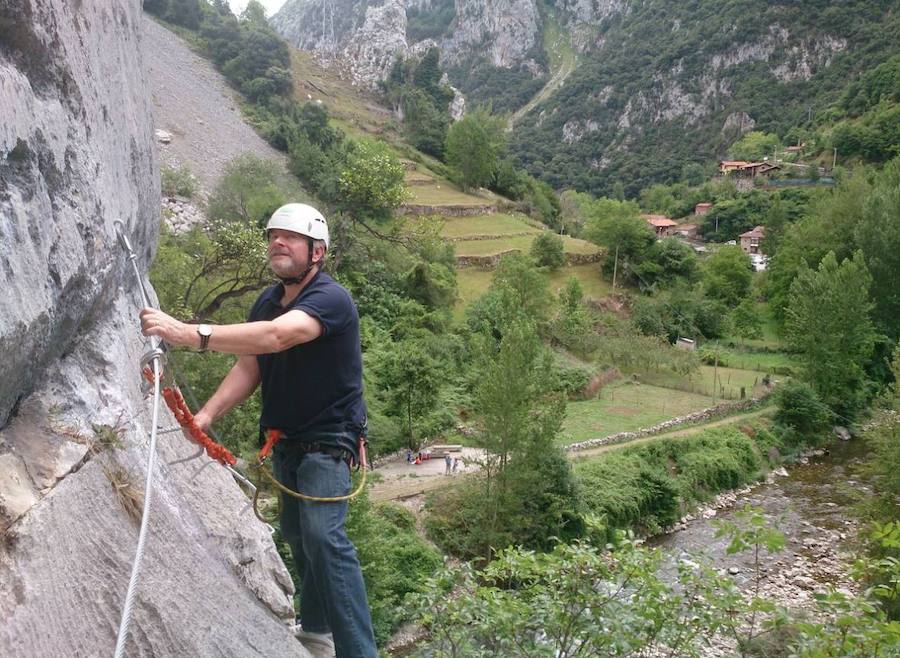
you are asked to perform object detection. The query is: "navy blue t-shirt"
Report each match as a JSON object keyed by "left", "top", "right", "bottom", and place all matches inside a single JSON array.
[{"left": 248, "top": 271, "right": 366, "bottom": 438}]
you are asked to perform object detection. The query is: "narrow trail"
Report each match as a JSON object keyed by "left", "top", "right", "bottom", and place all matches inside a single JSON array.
[
  {"left": 369, "top": 406, "right": 774, "bottom": 502},
  {"left": 508, "top": 54, "right": 576, "bottom": 129}
]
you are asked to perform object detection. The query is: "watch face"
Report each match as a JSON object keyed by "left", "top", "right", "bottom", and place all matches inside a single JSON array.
[{"left": 198, "top": 324, "right": 212, "bottom": 337}]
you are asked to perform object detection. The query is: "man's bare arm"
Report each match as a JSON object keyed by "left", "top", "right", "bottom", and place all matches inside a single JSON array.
[
  {"left": 139, "top": 308, "right": 323, "bottom": 355},
  {"left": 193, "top": 355, "right": 261, "bottom": 431}
]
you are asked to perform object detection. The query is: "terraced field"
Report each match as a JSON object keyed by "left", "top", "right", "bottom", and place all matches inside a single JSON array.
[
  {"left": 560, "top": 381, "right": 724, "bottom": 445},
  {"left": 441, "top": 213, "right": 542, "bottom": 239},
  {"left": 456, "top": 263, "right": 613, "bottom": 316}
]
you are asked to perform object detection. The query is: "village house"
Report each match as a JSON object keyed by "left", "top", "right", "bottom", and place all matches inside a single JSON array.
[
  {"left": 694, "top": 202, "right": 712, "bottom": 216},
  {"left": 718, "top": 160, "right": 781, "bottom": 179},
  {"left": 739, "top": 225, "right": 766, "bottom": 254},
  {"left": 643, "top": 214, "right": 678, "bottom": 237}
]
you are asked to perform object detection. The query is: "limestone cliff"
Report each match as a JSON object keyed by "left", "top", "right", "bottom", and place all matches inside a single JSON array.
[
  {"left": 0, "top": 2, "right": 305, "bottom": 656},
  {"left": 271, "top": 0, "right": 544, "bottom": 89}
]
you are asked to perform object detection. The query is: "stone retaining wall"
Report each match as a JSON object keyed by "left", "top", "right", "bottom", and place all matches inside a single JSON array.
[
  {"left": 565, "top": 393, "right": 771, "bottom": 453},
  {"left": 456, "top": 249, "right": 603, "bottom": 269},
  {"left": 398, "top": 203, "right": 497, "bottom": 217}
]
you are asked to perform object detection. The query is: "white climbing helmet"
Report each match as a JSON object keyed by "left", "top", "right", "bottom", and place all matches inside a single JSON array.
[{"left": 266, "top": 203, "right": 329, "bottom": 251}]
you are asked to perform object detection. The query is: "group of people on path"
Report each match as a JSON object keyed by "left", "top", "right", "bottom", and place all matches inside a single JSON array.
[{"left": 405, "top": 449, "right": 461, "bottom": 474}]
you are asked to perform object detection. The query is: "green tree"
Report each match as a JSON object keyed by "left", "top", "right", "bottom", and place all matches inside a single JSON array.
[
  {"left": 730, "top": 296, "right": 763, "bottom": 343},
  {"left": 773, "top": 379, "right": 832, "bottom": 448},
  {"left": 765, "top": 169, "right": 872, "bottom": 327},
  {"left": 636, "top": 237, "right": 699, "bottom": 288},
  {"left": 430, "top": 316, "right": 573, "bottom": 561},
  {"left": 338, "top": 138, "right": 408, "bottom": 221},
  {"left": 530, "top": 232, "right": 565, "bottom": 270},
  {"left": 466, "top": 252, "right": 552, "bottom": 335},
  {"left": 371, "top": 339, "right": 443, "bottom": 450},
  {"left": 166, "top": 0, "right": 203, "bottom": 29},
  {"left": 552, "top": 277, "right": 597, "bottom": 358},
  {"left": 240, "top": 0, "right": 267, "bottom": 25},
  {"left": 583, "top": 206, "right": 654, "bottom": 287},
  {"left": 444, "top": 108, "right": 505, "bottom": 190},
  {"left": 703, "top": 246, "right": 753, "bottom": 307},
  {"left": 854, "top": 158, "right": 900, "bottom": 342},
  {"left": 786, "top": 251, "right": 876, "bottom": 416},
  {"left": 402, "top": 261, "right": 457, "bottom": 311},
  {"left": 401, "top": 88, "right": 449, "bottom": 158},
  {"left": 206, "top": 153, "right": 307, "bottom": 227},
  {"left": 729, "top": 131, "right": 781, "bottom": 161}
]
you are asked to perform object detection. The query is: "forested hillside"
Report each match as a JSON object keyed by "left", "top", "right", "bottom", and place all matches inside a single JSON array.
[{"left": 510, "top": 0, "right": 900, "bottom": 195}]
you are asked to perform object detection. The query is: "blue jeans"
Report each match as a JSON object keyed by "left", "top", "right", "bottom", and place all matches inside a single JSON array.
[{"left": 274, "top": 447, "right": 377, "bottom": 658}]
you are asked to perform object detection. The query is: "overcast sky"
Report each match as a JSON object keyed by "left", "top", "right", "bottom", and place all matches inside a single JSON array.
[{"left": 227, "top": 0, "right": 286, "bottom": 17}]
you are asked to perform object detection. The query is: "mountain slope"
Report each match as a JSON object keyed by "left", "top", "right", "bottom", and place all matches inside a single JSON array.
[
  {"left": 511, "top": 0, "right": 900, "bottom": 195},
  {"left": 271, "top": 0, "right": 900, "bottom": 196},
  {"left": 143, "top": 15, "right": 287, "bottom": 193}
]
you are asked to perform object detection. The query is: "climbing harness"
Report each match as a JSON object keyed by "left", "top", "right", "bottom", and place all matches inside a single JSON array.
[{"left": 254, "top": 428, "right": 368, "bottom": 504}]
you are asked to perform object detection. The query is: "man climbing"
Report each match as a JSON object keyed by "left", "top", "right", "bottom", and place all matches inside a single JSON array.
[{"left": 139, "top": 203, "right": 377, "bottom": 658}]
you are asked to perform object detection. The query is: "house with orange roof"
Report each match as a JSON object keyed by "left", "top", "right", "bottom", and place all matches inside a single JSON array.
[{"left": 643, "top": 214, "right": 678, "bottom": 237}]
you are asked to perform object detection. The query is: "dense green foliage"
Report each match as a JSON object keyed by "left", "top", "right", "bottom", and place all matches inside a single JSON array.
[
  {"left": 772, "top": 379, "right": 832, "bottom": 447},
  {"left": 577, "top": 427, "right": 763, "bottom": 534},
  {"left": 444, "top": 109, "right": 507, "bottom": 190},
  {"left": 529, "top": 231, "right": 565, "bottom": 270},
  {"left": 785, "top": 251, "right": 876, "bottom": 417},
  {"left": 383, "top": 48, "right": 455, "bottom": 158},
  {"left": 345, "top": 495, "right": 443, "bottom": 644},
  {"left": 510, "top": 1, "right": 900, "bottom": 195}
]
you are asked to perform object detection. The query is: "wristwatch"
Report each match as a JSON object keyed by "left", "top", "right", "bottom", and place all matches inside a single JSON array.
[{"left": 197, "top": 324, "right": 212, "bottom": 351}]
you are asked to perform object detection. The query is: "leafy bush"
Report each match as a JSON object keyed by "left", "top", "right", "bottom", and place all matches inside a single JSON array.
[
  {"left": 530, "top": 232, "right": 565, "bottom": 269},
  {"left": 576, "top": 428, "right": 763, "bottom": 533},
  {"left": 161, "top": 163, "right": 198, "bottom": 198},
  {"left": 773, "top": 379, "right": 832, "bottom": 447}
]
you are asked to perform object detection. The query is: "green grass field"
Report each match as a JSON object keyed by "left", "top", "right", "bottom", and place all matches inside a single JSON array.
[
  {"left": 456, "top": 262, "right": 613, "bottom": 316},
  {"left": 440, "top": 213, "right": 542, "bottom": 238},
  {"left": 561, "top": 381, "right": 716, "bottom": 445},
  {"left": 713, "top": 346, "right": 799, "bottom": 373},
  {"left": 637, "top": 365, "right": 769, "bottom": 400},
  {"left": 408, "top": 184, "right": 494, "bottom": 206},
  {"left": 454, "top": 233, "right": 600, "bottom": 257}
]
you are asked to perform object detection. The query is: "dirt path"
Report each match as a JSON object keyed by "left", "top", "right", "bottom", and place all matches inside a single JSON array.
[{"left": 369, "top": 408, "right": 774, "bottom": 502}]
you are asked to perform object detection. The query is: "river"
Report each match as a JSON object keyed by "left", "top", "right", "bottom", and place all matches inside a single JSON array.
[{"left": 650, "top": 436, "right": 870, "bottom": 618}]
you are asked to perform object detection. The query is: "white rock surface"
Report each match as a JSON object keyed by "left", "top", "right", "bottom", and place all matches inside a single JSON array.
[{"left": 0, "top": 4, "right": 306, "bottom": 656}]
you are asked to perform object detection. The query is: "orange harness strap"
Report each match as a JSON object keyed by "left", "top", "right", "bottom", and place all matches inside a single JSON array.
[{"left": 142, "top": 367, "right": 237, "bottom": 467}]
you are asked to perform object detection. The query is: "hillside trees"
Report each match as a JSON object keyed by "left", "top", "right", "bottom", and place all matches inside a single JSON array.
[
  {"left": 785, "top": 251, "right": 876, "bottom": 417},
  {"left": 444, "top": 108, "right": 506, "bottom": 190},
  {"left": 702, "top": 246, "right": 753, "bottom": 307},
  {"left": 530, "top": 232, "right": 565, "bottom": 270},
  {"left": 853, "top": 158, "right": 900, "bottom": 343},
  {"left": 206, "top": 153, "right": 307, "bottom": 227},
  {"left": 427, "top": 308, "right": 580, "bottom": 561},
  {"left": 383, "top": 48, "right": 454, "bottom": 158},
  {"left": 337, "top": 138, "right": 408, "bottom": 221},
  {"left": 583, "top": 200, "right": 654, "bottom": 286},
  {"left": 729, "top": 130, "right": 781, "bottom": 160}
]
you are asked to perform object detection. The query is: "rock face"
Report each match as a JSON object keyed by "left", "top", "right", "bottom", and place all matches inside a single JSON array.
[
  {"left": 272, "top": 0, "right": 544, "bottom": 89},
  {"left": 0, "top": 3, "right": 305, "bottom": 656},
  {"left": 441, "top": 0, "right": 541, "bottom": 68}
]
